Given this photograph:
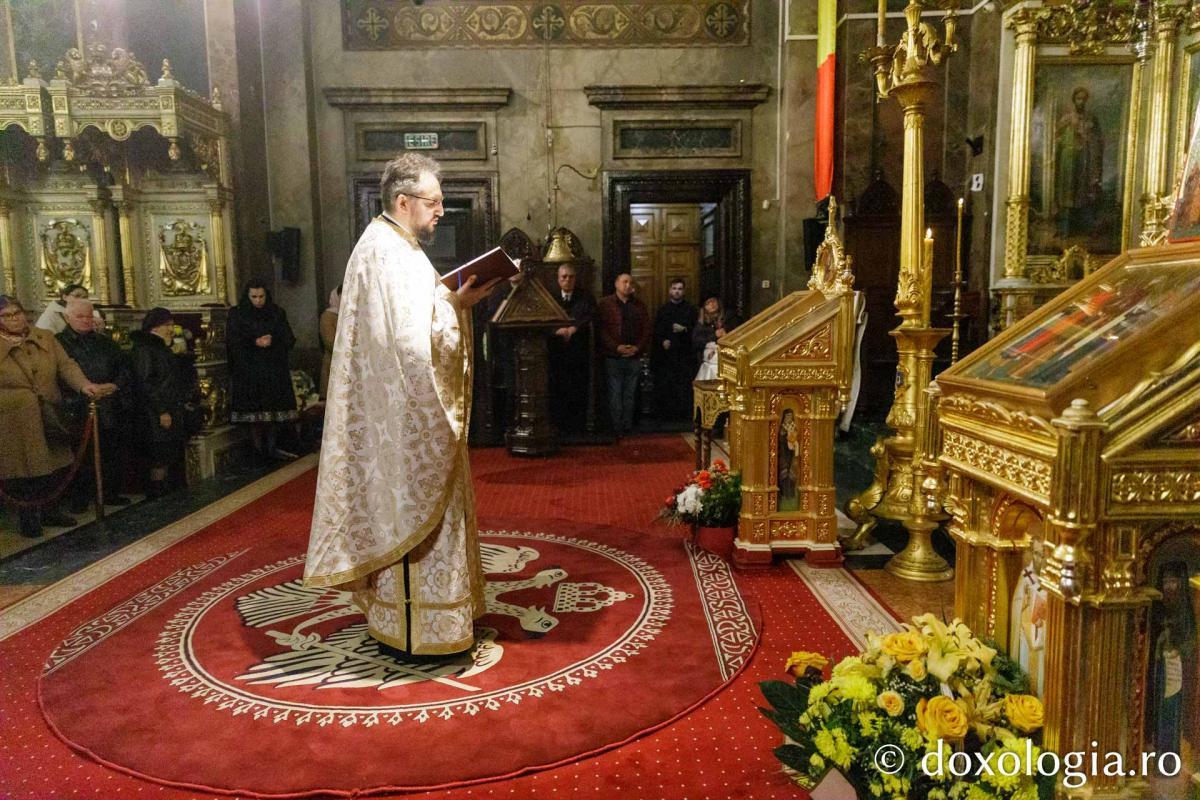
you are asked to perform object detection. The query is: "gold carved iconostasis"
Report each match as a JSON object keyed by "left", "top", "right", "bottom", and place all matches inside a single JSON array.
[
  {"left": 0, "top": 43, "right": 234, "bottom": 310},
  {"left": 934, "top": 239, "right": 1200, "bottom": 799},
  {"left": 992, "top": 0, "right": 1200, "bottom": 329}
]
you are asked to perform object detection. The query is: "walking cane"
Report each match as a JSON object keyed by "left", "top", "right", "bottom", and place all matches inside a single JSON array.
[{"left": 89, "top": 399, "right": 105, "bottom": 521}]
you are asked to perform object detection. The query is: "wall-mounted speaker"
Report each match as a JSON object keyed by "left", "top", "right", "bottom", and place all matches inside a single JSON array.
[{"left": 268, "top": 227, "right": 302, "bottom": 283}]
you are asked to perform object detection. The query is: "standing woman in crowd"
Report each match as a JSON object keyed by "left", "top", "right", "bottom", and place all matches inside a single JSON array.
[
  {"left": 318, "top": 284, "right": 341, "bottom": 399},
  {"left": 35, "top": 283, "right": 89, "bottom": 334},
  {"left": 129, "top": 308, "right": 196, "bottom": 498},
  {"left": 692, "top": 295, "right": 735, "bottom": 381},
  {"left": 0, "top": 295, "right": 113, "bottom": 536},
  {"left": 227, "top": 282, "right": 297, "bottom": 459}
]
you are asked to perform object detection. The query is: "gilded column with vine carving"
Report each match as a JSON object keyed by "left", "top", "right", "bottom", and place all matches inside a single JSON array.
[
  {"left": 88, "top": 199, "right": 111, "bottom": 304},
  {"left": 209, "top": 199, "right": 230, "bottom": 303},
  {"left": 1002, "top": 10, "right": 1038, "bottom": 281},
  {"left": 117, "top": 202, "right": 137, "bottom": 306},
  {"left": 1140, "top": 5, "right": 1186, "bottom": 245},
  {"left": 0, "top": 201, "right": 14, "bottom": 295}
]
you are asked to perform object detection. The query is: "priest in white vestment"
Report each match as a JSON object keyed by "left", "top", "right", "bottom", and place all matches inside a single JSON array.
[{"left": 304, "top": 153, "right": 499, "bottom": 657}]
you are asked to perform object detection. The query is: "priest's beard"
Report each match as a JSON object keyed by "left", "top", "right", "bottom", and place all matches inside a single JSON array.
[{"left": 417, "top": 226, "right": 437, "bottom": 246}]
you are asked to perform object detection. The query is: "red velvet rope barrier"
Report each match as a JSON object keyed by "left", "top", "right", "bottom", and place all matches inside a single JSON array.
[{"left": 0, "top": 409, "right": 97, "bottom": 510}]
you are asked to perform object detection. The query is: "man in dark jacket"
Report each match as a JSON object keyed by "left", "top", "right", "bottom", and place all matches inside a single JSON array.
[
  {"left": 547, "top": 263, "right": 596, "bottom": 433},
  {"left": 651, "top": 277, "right": 698, "bottom": 420},
  {"left": 595, "top": 273, "right": 651, "bottom": 436},
  {"left": 130, "top": 307, "right": 197, "bottom": 498},
  {"left": 57, "top": 298, "right": 133, "bottom": 507}
]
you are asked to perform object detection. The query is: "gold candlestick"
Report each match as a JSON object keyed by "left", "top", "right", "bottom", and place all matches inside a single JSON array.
[
  {"left": 951, "top": 197, "right": 964, "bottom": 364},
  {"left": 844, "top": 0, "right": 958, "bottom": 582}
]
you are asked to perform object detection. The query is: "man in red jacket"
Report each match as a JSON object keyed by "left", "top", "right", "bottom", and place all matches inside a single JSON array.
[{"left": 595, "top": 273, "right": 651, "bottom": 436}]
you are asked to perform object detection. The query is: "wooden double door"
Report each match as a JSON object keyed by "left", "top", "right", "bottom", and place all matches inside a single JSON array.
[{"left": 629, "top": 203, "right": 707, "bottom": 311}]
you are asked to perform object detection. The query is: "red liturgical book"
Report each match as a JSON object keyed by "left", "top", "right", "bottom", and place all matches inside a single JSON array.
[{"left": 440, "top": 247, "right": 519, "bottom": 290}]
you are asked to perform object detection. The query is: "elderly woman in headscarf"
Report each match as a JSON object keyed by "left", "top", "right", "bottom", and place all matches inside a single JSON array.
[
  {"left": 129, "top": 307, "right": 197, "bottom": 498},
  {"left": 0, "top": 295, "right": 114, "bottom": 537},
  {"left": 227, "top": 282, "right": 297, "bottom": 460},
  {"left": 318, "top": 284, "right": 341, "bottom": 399}
]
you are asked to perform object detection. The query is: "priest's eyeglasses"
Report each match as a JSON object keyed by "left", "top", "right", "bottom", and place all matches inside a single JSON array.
[{"left": 402, "top": 192, "right": 444, "bottom": 209}]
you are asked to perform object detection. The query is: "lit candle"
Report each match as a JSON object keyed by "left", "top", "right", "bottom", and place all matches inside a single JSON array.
[
  {"left": 952, "top": 199, "right": 964, "bottom": 364},
  {"left": 923, "top": 227, "right": 934, "bottom": 270},
  {"left": 877, "top": 0, "right": 886, "bottom": 46},
  {"left": 954, "top": 199, "right": 964, "bottom": 283}
]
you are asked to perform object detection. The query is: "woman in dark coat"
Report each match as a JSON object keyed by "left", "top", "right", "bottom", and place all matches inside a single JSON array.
[
  {"left": 130, "top": 307, "right": 197, "bottom": 498},
  {"left": 227, "top": 283, "right": 297, "bottom": 459}
]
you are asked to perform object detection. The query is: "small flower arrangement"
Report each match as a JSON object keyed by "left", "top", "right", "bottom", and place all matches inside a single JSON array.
[
  {"left": 660, "top": 459, "right": 742, "bottom": 528},
  {"left": 760, "top": 614, "right": 1053, "bottom": 800}
]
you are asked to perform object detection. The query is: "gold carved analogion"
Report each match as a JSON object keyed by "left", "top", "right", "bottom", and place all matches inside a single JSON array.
[
  {"left": 703, "top": 202, "right": 860, "bottom": 568},
  {"left": 934, "top": 239, "right": 1200, "bottom": 799}
]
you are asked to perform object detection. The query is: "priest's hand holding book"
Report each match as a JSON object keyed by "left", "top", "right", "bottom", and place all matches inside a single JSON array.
[
  {"left": 443, "top": 247, "right": 520, "bottom": 308},
  {"left": 455, "top": 274, "right": 503, "bottom": 308}
]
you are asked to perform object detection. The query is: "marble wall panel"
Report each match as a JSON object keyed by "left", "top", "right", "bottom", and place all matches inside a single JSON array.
[
  {"left": 124, "top": 0, "right": 208, "bottom": 95},
  {"left": 784, "top": 41, "right": 817, "bottom": 292},
  {"left": 964, "top": 5, "right": 1001, "bottom": 301},
  {"left": 262, "top": 0, "right": 321, "bottom": 352}
]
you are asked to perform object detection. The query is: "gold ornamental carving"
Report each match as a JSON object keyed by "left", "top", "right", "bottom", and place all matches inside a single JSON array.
[
  {"left": 752, "top": 366, "right": 836, "bottom": 383},
  {"left": 1162, "top": 419, "right": 1200, "bottom": 445},
  {"left": 39, "top": 219, "right": 91, "bottom": 297},
  {"left": 808, "top": 197, "right": 855, "bottom": 298},
  {"left": 770, "top": 519, "right": 811, "bottom": 538},
  {"left": 1027, "top": 245, "right": 1098, "bottom": 285},
  {"left": 1012, "top": 2, "right": 1135, "bottom": 56},
  {"left": 938, "top": 394, "right": 1056, "bottom": 438},
  {"left": 59, "top": 43, "right": 150, "bottom": 97},
  {"left": 186, "top": 133, "right": 222, "bottom": 180},
  {"left": 941, "top": 430, "right": 1052, "bottom": 499},
  {"left": 694, "top": 382, "right": 730, "bottom": 429},
  {"left": 197, "top": 375, "right": 229, "bottom": 430},
  {"left": 779, "top": 323, "right": 832, "bottom": 361},
  {"left": 158, "top": 220, "right": 210, "bottom": 296},
  {"left": 1110, "top": 470, "right": 1200, "bottom": 505}
]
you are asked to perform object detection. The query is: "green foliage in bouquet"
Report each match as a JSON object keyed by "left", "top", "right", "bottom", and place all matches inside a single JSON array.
[
  {"left": 759, "top": 616, "right": 1056, "bottom": 800},
  {"left": 659, "top": 458, "right": 742, "bottom": 528}
]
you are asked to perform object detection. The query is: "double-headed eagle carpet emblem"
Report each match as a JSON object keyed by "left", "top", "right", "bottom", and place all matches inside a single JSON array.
[{"left": 233, "top": 543, "right": 633, "bottom": 692}]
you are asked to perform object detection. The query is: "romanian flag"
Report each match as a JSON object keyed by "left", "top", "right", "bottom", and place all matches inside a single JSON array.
[{"left": 814, "top": 0, "right": 837, "bottom": 200}]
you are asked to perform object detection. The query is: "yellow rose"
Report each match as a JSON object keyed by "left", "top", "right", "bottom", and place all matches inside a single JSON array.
[
  {"left": 881, "top": 631, "right": 928, "bottom": 664},
  {"left": 916, "top": 696, "right": 969, "bottom": 741},
  {"left": 905, "top": 658, "right": 927, "bottom": 681},
  {"left": 785, "top": 650, "right": 829, "bottom": 677},
  {"left": 877, "top": 690, "right": 905, "bottom": 717},
  {"left": 1005, "top": 694, "right": 1044, "bottom": 733}
]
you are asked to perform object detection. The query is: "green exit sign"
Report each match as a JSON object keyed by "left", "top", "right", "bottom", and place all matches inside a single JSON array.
[{"left": 404, "top": 133, "right": 439, "bottom": 150}]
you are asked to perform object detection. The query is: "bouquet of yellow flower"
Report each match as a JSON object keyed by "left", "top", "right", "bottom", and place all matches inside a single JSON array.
[{"left": 760, "top": 615, "right": 1053, "bottom": 800}]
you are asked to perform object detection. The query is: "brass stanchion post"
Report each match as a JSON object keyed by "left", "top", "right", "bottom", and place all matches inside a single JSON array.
[{"left": 89, "top": 399, "right": 104, "bottom": 520}]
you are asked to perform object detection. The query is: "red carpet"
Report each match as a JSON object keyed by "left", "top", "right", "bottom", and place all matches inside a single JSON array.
[
  {"left": 1, "top": 436, "right": 861, "bottom": 799},
  {"left": 38, "top": 520, "right": 759, "bottom": 796}
]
